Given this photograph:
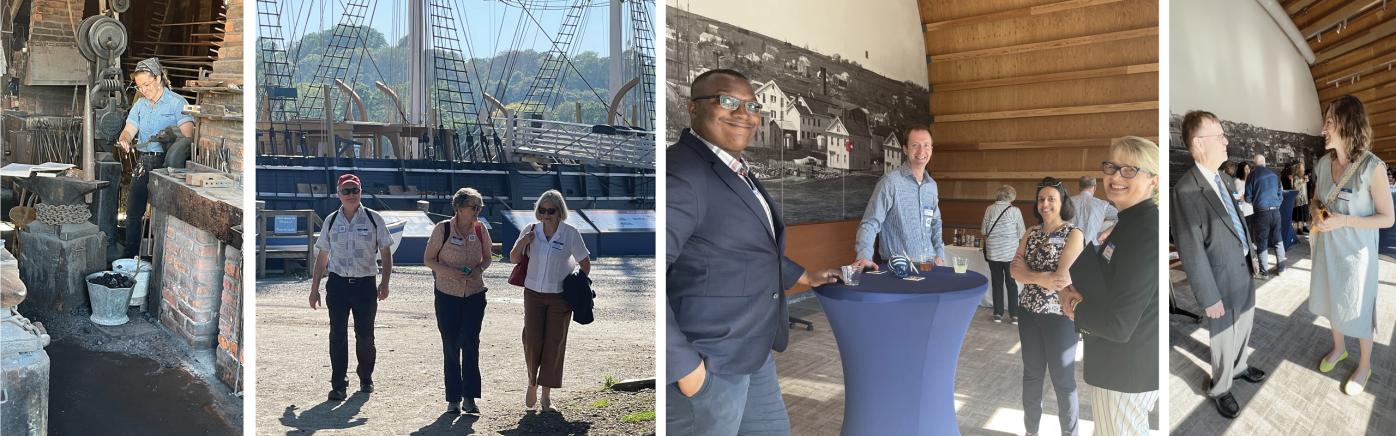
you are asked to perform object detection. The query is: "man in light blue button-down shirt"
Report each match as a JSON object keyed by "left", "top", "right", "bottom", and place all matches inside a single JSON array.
[{"left": 853, "top": 126, "right": 944, "bottom": 269}]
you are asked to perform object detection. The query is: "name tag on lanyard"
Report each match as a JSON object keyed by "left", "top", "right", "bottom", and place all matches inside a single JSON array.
[
  {"left": 923, "top": 206, "right": 937, "bottom": 228},
  {"left": 1102, "top": 242, "right": 1116, "bottom": 262}
]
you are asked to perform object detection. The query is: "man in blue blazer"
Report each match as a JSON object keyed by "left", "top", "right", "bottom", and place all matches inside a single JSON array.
[{"left": 666, "top": 69, "right": 839, "bottom": 435}]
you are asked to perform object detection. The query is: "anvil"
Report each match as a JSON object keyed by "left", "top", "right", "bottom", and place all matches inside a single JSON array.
[{"left": 13, "top": 175, "right": 111, "bottom": 206}]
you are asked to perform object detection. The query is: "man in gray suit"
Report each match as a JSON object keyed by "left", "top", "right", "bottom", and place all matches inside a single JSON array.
[
  {"left": 667, "top": 69, "right": 839, "bottom": 435},
  {"left": 1172, "top": 111, "right": 1267, "bottom": 419}
]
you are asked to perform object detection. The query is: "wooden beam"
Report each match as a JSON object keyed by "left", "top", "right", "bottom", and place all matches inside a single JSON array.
[
  {"left": 934, "top": 63, "right": 1158, "bottom": 92},
  {"left": 1306, "top": 5, "right": 1388, "bottom": 53},
  {"left": 931, "top": 27, "right": 1158, "bottom": 62},
  {"left": 1286, "top": 0, "right": 1322, "bottom": 16},
  {"left": 936, "top": 171, "right": 1103, "bottom": 180},
  {"left": 935, "top": 101, "right": 1158, "bottom": 123},
  {"left": 1315, "top": 17, "right": 1396, "bottom": 63},
  {"left": 1300, "top": 0, "right": 1380, "bottom": 37},
  {"left": 935, "top": 136, "right": 1160, "bottom": 152},
  {"left": 1314, "top": 50, "right": 1396, "bottom": 85},
  {"left": 1317, "top": 66, "right": 1396, "bottom": 102},
  {"left": 922, "top": 0, "right": 1124, "bottom": 32}
]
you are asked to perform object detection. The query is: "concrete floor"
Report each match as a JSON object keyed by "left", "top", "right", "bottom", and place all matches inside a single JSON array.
[
  {"left": 778, "top": 293, "right": 1160, "bottom": 435},
  {"left": 30, "top": 308, "right": 242, "bottom": 435},
  {"left": 1169, "top": 241, "right": 1396, "bottom": 435}
]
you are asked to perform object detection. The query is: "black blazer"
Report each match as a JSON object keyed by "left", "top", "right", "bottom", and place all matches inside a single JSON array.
[
  {"left": 562, "top": 270, "right": 594, "bottom": 325},
  {"left": 1073, "top": 200, "right": 1159, "bottom": 392},
  {"left": 666, "top": 129, "right": 805, "bottom": 384}
]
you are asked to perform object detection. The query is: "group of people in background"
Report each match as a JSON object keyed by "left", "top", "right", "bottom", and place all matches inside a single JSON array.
[
  {"left": 1174, "top": 94, "right": 1393, "bottom": 421},
  {"left": 311, "top": 173, "right": 594, "bottom": 415}
]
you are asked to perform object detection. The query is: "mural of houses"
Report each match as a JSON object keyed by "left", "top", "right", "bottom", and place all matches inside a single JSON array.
[{"left": 882, "top": 131, "right": 904, "bottom": 175}]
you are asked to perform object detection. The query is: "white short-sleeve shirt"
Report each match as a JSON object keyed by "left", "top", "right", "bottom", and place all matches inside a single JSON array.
[
  {"left": 518, "top": 222, "right": 590, "bottom": 293},
  {"left": 314, "top": 206, "right": 393, "bottom": 278}
]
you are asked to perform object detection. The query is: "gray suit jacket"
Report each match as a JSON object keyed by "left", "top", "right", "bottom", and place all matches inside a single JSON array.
[
  {"left": 1171, "top": 165, "right": 1255, "bottom": 311},
  {"left": 666, "top": 130, "right": 805, "bottom": 384}
]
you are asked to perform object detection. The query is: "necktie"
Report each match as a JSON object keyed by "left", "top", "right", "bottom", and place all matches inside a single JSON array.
[{"left": 1214, "top": 174, "right": 1247, "bottom": 252}]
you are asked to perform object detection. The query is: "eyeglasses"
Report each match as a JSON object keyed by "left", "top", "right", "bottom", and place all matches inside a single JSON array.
[
  {"left": 692, "top": 94, "right": 763, "bottom": 113},
  {"left": 1037, "top": 178, "right": 1063, "bottom": 189},
  {"left": 1102, "top": 161, "right": 1150, "bottom": 179},
  {"left": 538, "top": 207, "right": 559, "bottom": 215},
  {"left": 1192, "top": 133, "right": 1226, "bottom": 141},
  {"left": 338, "top": 187, "right": 361, "bottom": 195},
  {"left": 134, "top": 79, "right": 160, "bottom": 91}
]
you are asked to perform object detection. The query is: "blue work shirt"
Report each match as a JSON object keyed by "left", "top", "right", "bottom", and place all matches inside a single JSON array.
[
  {"left": 124, "top": 89, "right": 193, "bottom": 152},
  {"left": 1245, "top": 165, "right": 1284, "bottom": 209},
  {"left": 855, "top": 165, "right": 945, "bottom": 262}
]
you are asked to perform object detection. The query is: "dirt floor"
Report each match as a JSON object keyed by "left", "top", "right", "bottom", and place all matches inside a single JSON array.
[
  {"left": 255, "top": 257, "right": 656, "bottom": 435},
  {"left": 26, "top": 305, "right": 243, "bottom": 435}
]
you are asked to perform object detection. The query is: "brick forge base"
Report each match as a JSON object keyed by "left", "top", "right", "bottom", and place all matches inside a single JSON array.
[
  {"left": 158, "top": 216, "right": 224, "bottom": 349},
  {"left": 215, "top": 245, "right": 243, "bottom": 392}
]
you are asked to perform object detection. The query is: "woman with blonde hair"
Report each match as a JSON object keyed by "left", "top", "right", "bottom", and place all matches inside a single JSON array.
[
  {"left": 424, "top": 188, "right": 493, "bottom": 414},
  {"left": 1309, "top": 95, "right": 1394, "bottom": 395},
  {"left": 510, "top": 189, "right": 592, "bottom": 409},
  {"left": 1062, "top": 136, "right": 1161, "bottom": 434}
]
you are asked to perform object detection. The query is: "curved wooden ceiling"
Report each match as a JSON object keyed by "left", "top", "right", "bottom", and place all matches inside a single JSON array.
[{"left": 1284, "top": 0, "right": 1396, "bottom": 159}]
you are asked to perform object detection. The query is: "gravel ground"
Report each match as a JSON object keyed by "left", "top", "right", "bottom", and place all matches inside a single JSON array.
[{"left": 255, "top": 257, "right": 656, "bottom": 435}]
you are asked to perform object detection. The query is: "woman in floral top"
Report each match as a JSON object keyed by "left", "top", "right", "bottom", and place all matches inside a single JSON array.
[{"left": 1010, "top": 177, "right": 1086, "bottom": 436}]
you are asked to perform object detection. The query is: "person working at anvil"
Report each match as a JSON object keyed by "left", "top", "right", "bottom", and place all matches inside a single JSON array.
[{"left": 114, "top": 57, "right": 193, "bottom": 258}]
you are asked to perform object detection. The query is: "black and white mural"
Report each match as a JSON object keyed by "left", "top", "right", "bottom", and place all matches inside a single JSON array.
[
  {"left": 1168, "top": 113, "right": 1324, "bottom": 187},
  {"left": 666, "top": 3, "right": 930, "bottom": 224}
]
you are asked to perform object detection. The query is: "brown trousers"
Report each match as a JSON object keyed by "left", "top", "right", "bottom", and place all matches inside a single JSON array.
[{"left": 523, "top": 289, "right": 572, "bottom": 388}]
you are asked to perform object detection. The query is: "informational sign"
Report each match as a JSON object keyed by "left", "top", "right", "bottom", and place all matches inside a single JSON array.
[
  {"left": 580, "top": 210, "right": 655, "bottom": 232},
  {"left": 273, "top": 216, "right": 298, "bottom": 234}
]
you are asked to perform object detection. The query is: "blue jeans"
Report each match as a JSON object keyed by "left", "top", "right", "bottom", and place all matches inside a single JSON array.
[
  {"left": 666, "top": 353, "right": 789, "bottom": 435},
  {"left": 435, "top": 290, "right": 486, "bottom": 401}
]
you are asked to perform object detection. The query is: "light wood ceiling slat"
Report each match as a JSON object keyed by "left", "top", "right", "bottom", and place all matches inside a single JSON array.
[
  {"left": 935, "top": 101, "right": 1157, "bottom": 122},
  {"left": 934, "top": 63, "right": 1158, "bottom": 92},
  {"left": 922, "top": 0, "right": 1124, "bottom": 32},
  {"left": 932, "top": 27, "right": 1157, "bottom": 62},
  {"left": 935, "top": 136, "right": 1160, "bottom": 151},
  {"left": 1299, "top": 0, "right": 1379, "bottom": 37}
]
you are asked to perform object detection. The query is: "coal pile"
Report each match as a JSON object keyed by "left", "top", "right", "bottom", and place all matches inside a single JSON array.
[{"left": 87, "top": 272, "right": 134, "bottom": 288}]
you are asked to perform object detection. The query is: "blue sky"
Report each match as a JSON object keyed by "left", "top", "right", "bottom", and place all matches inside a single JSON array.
[{"left": 274, "top": 0, "right": 632, "bottom": 58}]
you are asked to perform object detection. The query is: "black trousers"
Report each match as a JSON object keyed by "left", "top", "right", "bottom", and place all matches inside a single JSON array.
[
  {"left": 435, "top": 289, "right": 487, "bottom": 402},
  {"left": 1251, "top": 208, "right": 1283, "bottom": 250},
  {"left": 327, "top": 273, "right": 378, "bottom": 390},
  {"left": 988, "top": 260, "right": 1019, "bottom": 317},
  {"left": 122, "top": 153, "right": 165, "bottom": 258}
]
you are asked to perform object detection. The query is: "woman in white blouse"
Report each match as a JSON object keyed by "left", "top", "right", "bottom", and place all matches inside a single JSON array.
[{"left": 510, "top": 190, "right": 591, "bottom": 410}]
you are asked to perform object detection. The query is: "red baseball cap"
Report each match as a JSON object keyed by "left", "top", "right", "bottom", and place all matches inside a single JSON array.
[{"left": 337, "top": 173, "right": 361, "bottom": 188}]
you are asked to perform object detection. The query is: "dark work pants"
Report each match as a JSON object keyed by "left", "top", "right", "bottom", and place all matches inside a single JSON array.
[
  {"left": 327, "top": 273, "right": 378, "bottom": 390},
  {"left": 989, "top": 260, "right": 1019, "bottom": 318},
  {"left": 1019, "top": 311, "right": 1080, "bottom": 435},
  {"left": 435, "top": 289, "right": 487, "bottom": 402},
  {"left": 122, "top": 153, "right": 165, "bottom": 258},
  {"left": 1251, "top": 208, "right": 1285, "bottom": 269}
]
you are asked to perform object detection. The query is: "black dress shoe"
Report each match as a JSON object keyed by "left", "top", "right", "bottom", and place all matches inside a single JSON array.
[
  {"left": 462, "top": 398, "right": 479, "bottom": 414},
  {"left": 1274, "top": 264, "right": 1286, "bottom": 274},
  {"left": 1234, "top": 367, "right": 1267, "bottom": 383},
  {"left": 360, "top": 383, "right": 374, "bottom": 393},
  {"left": 328, "top": 389, "right": 347, "bottom": 401},
  {"left": 1212, "top": 392, "right": 1240, "bottom": 419}
]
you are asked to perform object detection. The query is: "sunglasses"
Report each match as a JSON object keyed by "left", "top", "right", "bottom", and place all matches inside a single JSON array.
[
  {"left": 1102, "top": 161, "right": 1149, "bottom": 179},
  {"left": 338, "top": 187, "right": 361, "bottom": 195},
  {"left": 538, "top": 207, "right": 559, "bottom": 215},
  {"left": 1037, "top": 178, "right": 1063, "bottom": 189},
  {"left": 692, "top": 94, "right": 763, "bottom": 113}
]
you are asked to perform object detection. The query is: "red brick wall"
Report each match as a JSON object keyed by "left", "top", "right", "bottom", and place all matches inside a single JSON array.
[
  {"left": 208, "top": 0, "right": 243, "bottom": 84},
  {"left": 193, "top": 91, "right": 245, "bottom": 173},
  {"left": 158, "top": 216, "right": 225, "bottom": 349},
  {"left": 27, "top": 0, "right": 79, "bottom": 46},
  {"left": 215, "top": 245, "right": 243, "bottom": 392}
]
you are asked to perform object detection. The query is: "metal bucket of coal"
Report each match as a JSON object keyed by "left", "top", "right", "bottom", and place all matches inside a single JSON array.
[{"left": 85, "top": 272, "right": 135, "bottom": 326}]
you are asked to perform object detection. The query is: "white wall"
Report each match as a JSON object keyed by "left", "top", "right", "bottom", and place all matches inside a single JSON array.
[
  {"left": 668, "top": 0, "right": 929, "bottom": 87},
  {"left": 1171, "top": 0, "right": 1322, "bottom": 134}
]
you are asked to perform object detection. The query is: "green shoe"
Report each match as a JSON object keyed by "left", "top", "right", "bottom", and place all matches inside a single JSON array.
[
  {"left": 1344, "top": 367, "right": 1372, "bottom": 396},
  {"left": 1319, "top": 350, "right": 1348, "bottom": 373}
]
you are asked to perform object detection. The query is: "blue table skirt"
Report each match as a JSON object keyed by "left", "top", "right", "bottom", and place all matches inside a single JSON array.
[
  {"left": 1381, "top": 189, "right": 1396, "bottom": 258},
  {"left": 1281, "top": 190, "right": 1298, "bottom": 249},
  {"left": 814, "top": 266, "right": 988, "bottom": 436}
]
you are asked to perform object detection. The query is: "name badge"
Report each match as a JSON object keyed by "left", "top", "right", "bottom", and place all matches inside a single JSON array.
[
  {"left": 1049, "top": 236, "right": 1066, "bottom": 245},
  {"left": 356, "top": 226, "right": 370, "bottom": 237},
  {"left": 922, "top": 207, "right": 936, "bottom": 218},
  {"left": 1102, "top": 242, "right": 1116, "bottom": 262},
  {"left": 467, "top": 233, "right": 478, "bottom": 242},
  {"left": 449, "top": 236, "right": 465, "bottom": 246},
  {"left": 335, "top": 224, "right": 348, "bottom": 233},
  {"left": 1338, "top": 188, "right": 1353, "bottom": 202},
  {"left": 551, "top": 240, "right": 565, "bottom": 251}
]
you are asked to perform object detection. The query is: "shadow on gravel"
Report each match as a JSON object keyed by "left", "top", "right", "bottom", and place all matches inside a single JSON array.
[
  {"left": 497, "top": 409, "right": 594, "bottom": 435},
  {"left": 409, "top": 411, "right": 479, "bottom": 435},
  {"left": 279, "top": 393, "right": 369, "bottom": 435}
]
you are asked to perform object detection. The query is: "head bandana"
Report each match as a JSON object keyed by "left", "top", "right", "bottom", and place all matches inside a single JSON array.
[{"left": 134, "top": 57, "right": 164, "bottom": 77}]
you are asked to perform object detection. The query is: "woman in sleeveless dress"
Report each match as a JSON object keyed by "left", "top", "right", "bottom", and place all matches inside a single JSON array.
[{"left": 1309, "top": 95, "right": 1394, "bottom": 395}]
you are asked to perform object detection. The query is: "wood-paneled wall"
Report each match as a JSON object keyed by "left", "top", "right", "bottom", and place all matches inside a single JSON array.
[
  {"left": 1284, "top": 0, "right": 1396, "bottom": 161},
  {"left": 917, "top": 0, "right": 1159, "bottom": 214}
]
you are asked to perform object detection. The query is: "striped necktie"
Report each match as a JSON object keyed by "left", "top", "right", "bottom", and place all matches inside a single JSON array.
[{"left": 1214, "top": 174, "right": 1248, "bottom": 252}]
